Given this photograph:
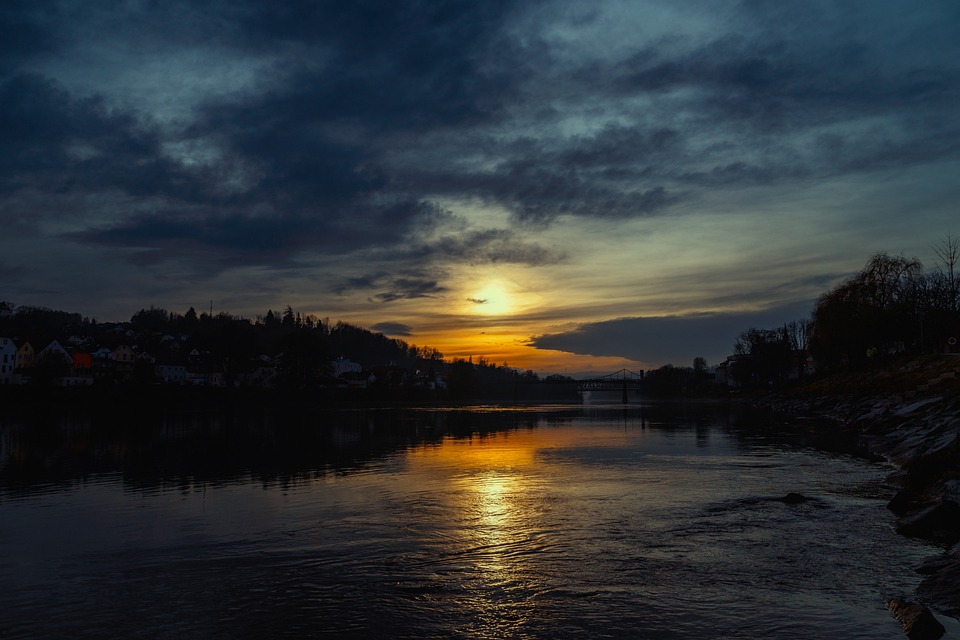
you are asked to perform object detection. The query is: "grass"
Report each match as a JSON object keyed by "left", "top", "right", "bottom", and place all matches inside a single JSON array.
[{"left": 790, "top": 354, "right": 960, "bottom": 398}]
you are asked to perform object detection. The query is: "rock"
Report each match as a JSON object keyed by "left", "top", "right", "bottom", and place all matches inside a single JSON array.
[
  {"left": 888, "top": 487, "right": 921, "bottom": 515},
  {"left": 777, "top": 492, "right": 809, "bottom": 504},
  {"left": 895, "top": 500, "right": 960, "bottom": 543},
  {"left": 942, "top": 480, "right": 960, "bottom": 503},
  {"left": 886, "top": 598, "right": 945, "bottom": 640},
  {"left": 917, "top": 543, "right": 960, "bottom": 616}
]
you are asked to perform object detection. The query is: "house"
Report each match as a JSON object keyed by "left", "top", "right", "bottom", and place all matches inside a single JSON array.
[
  {"left": 367, "top": 365, "right": 409, "bottom": 390},
  {"left": 61, "top": 349, "right": 94, "bottom": 386},
  {"left": 155, "top": 362, "right": 187, "bottom": 384},
  {"left": 243, "top": 364, "right": 277, "bottom": 388},
  {"left": 91, "top": 347, "right": 115, "bottom": 382},
  {"left": 186, "top": 369, "right": 225, "bottom": 387},
  {"left": 113, "top": 344, "right": 136, "bottom": 379},
  {"left": 0, "top": 337, "right": 16, "bottom": 384},
  {"left": 714, "top": 355, "right": 746, "bottom": 388},
  {"left": 38, "top": 340, "right": 73, "bottom": 367},
  {"left": 331, "top": 357, "right": 362, "bottom": 378},
  {"left": 33, "top": 340, "right": 74, "bottom": 385},
  {"left": 72, "top": 351, "right": 93, "bottom": 378},
  {"left": 15, "top": 341, "right": 35, "bottom": 371}
]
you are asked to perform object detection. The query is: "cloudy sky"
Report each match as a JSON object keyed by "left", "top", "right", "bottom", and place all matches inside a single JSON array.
[{"left": 3, "top": 1, "right": 959, "bottom": 374}]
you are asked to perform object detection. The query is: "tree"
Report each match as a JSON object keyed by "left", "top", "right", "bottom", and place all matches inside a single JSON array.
[
  {"left": 927, "top": 234, "right": 960, "bottom": 351},
  {"left": 131, "top": 306, "right": 170, "bottom": 332},
  {"left": 733, "top": 327, "right": 793, "bottom": 386},
  {"left": 782, "top": 319, "right": 812, "bottom": 379},
  {"left": 274, "top": 330, "right": 331, "bottom": 393},
  {"left": 281, "top": 306, "right": 296, "bottom": 331},
  {"left": 693, "top": 357, "right": 707, "bottom": 375},
  {"left": 691, "top": 356, "right": 708, "bottom": 391},
  {"left": 932, "top": 234, "right": 959, "bottom": 310},
  {"left": 811, "top": 252, "right": 922, "bottom": 369}
]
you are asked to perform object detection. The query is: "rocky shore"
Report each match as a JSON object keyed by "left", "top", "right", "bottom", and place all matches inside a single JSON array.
[{"left": 754, "top": 355, "right": 960, "bottom": 636}]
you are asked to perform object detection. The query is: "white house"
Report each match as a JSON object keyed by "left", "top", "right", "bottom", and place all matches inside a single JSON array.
[
  {"left": 0, "top": 336, "right": 17, "bottom": 384},
  {"left": 331, "top": 357, "right": 362, "bottom": 378},
  {"left": 38, "top": 340, "right": 73, "bottom": 366}
]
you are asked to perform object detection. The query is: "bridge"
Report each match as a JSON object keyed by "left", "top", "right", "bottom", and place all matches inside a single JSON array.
[{"left": 576, "top": 369, "right": 644, "bottom": 403}]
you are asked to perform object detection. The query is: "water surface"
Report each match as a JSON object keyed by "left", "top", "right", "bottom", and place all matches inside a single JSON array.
[{"left": 0, "top": 403, "right": 954, "bottom": 638}]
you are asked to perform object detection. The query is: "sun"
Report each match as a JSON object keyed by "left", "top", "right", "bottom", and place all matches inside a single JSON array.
[{"left": 467, "top": 280, "right": 515, "bottom": 316}]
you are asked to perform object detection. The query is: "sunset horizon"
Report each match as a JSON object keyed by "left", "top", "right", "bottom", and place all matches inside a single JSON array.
[{"left": 3, "top": 1, "right": 958, "bottom": 374}]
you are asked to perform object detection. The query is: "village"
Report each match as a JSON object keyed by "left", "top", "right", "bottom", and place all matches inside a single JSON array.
[{"left": 0, "top": 301, "right": 447, "bottom": 393}]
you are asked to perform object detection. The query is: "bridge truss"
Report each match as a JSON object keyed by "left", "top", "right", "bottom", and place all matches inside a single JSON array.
[{"left": 576, "top": 369, "right": 644, "bottom": 403}]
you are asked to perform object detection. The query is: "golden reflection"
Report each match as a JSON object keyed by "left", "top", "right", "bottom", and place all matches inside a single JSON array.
[
  {"left": 403, "top": 427, "right": 633, "bottom": 635},
  {"left": 410, "top": 432, "right": 546, "bottom": 630},
  {"left": 470, "top": 471, "right": 512, "bottom": 558}
]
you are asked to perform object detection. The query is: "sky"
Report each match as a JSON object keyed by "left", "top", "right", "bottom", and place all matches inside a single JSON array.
[{"left": 2, "top": 1, "right": 959, "bottom": 376}]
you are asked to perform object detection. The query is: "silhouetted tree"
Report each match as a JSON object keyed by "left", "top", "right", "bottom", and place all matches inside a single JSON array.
[
  {"left": 733, "top": 327, "right": 793, "bottom": 386},
  {"left": 926, "top": 234, "right": 960, "bottom": 351},
  {"left": 281, "top": 306, "right": 296, "bottom": 331},
  {"left": 130, "top": 307, "right": 170, "bottom": 333},
  {"left": 184, "top": 306, "right": 199, "bottom": 327},
  {"left": 811, "top": 252, "right": 922, "bottom": 369},
  {"left": 643, "top": 364, "right": 692, "bottom": 396},
  {"left": 274, "top": 330, "right": 331, "bottom": 393}
]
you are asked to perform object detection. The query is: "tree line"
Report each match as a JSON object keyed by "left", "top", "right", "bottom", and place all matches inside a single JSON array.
[
  {"left": 732, "top": 235, "right": 960, "bottom": 386},
  {"left": 0, "top": 301, "right": 567, "bottom": 398}
]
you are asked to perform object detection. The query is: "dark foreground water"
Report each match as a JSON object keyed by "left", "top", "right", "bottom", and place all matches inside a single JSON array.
[{"left": 1, "top": 402, "right": 957, "bottom": 638}]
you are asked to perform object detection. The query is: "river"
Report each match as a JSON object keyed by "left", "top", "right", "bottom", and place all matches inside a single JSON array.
[{"left": 0, "top": 401, "right": 956, "bottom": 638}]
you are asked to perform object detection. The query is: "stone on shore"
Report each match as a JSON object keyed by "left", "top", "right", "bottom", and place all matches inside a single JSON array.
[
  {"left": 917, "top": 543, "right": 960, "bottom": 617},
  {"left": 776, "top": 492, "right": 809, "bottom": 504},
  {"left": 886, "top": 598, "right": 945, "bottom": 640},
  {"left": 895, "top": 500, "right": 960, "bottom": 543},
  {"left": 888, "top": 487, "right": 921, "bottom": 515}
]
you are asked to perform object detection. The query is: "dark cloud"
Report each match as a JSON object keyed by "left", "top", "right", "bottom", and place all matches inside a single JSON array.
[
  {"left": 0, "top": 4, "right": 59, "bottom": 71},
  {"left": 530, "top": 301, "right": 815, "bottom": 365},
  {"left": 370, "top": 322, "right": 414, "bottom": 337},
  {"left": 0, "top": 260, "right": 26, "bottom": 279},
  {"left": 371, "top": 279, "right": 447, "bottom": 303},
  {"left": 0, "top": 74, "right": 173, "bottom": 193},
  {"left": 7, "top": 0, "right": 957, "bottom": 249},
  {"left": 227, "top": 0, "right": 530, "bottom": 130},
  {"left": 490, "top": 165, "right": 677, "bottom": 225},
  {"left": 405, "top": 229, "right": 564, "bottom": 266},
  {"left": 68, "top": 198, "right": 449, "bottom": 270},
  {"left": 1, "top": 1, "right": 539, "bottom": 271}
]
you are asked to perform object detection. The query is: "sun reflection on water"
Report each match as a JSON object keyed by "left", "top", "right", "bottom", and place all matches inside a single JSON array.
[
  {"left": 418, "top": 435, "right": 549, "bottom": 634},
  {"left": 403, "top": 427, "right": 635, "bottom": 636},
  {"left": 469, "top": 471, "right": 513, "bottom": 569}
]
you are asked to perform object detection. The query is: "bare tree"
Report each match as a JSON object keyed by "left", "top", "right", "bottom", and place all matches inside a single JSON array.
[{"left": 932, "top": 233, "right": 960, "bottom": 315}]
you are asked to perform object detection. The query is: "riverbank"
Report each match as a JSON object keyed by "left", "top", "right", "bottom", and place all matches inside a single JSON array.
[{"left": 754, "top": 355, "right": 960, "bottom": 624}]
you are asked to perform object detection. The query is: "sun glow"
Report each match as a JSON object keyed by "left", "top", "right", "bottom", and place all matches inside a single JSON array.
[{"left": 467, "top": 280, "right": 515, "bottom": 316}]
